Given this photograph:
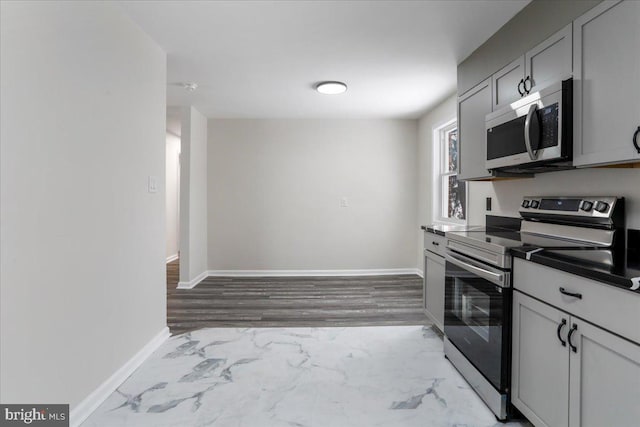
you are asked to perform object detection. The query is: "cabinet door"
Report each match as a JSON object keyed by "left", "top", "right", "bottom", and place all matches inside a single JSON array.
[
  {"left": 425, "top": 253, "right": 445, "bottom": 332},
  {"left": 573, "top": 0, "right": 640, "bottom": 166},
  {"left": 491, "top": 56, "right": 525, "bottom": 110},
  {"left": 423, "top": 252, "right": 428, "bottom": 311},
  {"left": 525, "top": 23, "right": 572, "bottom": 94},
  {"left": 568, "top": 319, "right": 640, "bottom": 427},
  {"left": 512, "top": 291, "right": 570, "bottom": 427},
  {"left": 458, "top": 78, "right": 492, "bottom": 180}
]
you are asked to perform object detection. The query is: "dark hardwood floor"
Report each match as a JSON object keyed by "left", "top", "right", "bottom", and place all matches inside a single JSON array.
[{"left": 166, "top": 259, "right": 429, "bottom": 335}]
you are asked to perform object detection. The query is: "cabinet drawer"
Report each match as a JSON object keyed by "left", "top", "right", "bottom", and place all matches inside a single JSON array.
[
  {"left": 424, "top": 233, "right": 446, "bottom": 257},
  {"left": 514, "top": 258, "right": 640, "bottom": 344}
]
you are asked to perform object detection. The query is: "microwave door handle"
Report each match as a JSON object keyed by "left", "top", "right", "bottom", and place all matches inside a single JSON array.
[
  {"left": 524, "top": 103, "right": 539, "bottom": 161},
  {"left": 445, "top": 252, "right": 506, "bottom": 287}
]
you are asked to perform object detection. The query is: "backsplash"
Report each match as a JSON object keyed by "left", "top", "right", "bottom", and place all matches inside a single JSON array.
[{"left": 468, "top": 167, "right": 640, "bottom": 229}]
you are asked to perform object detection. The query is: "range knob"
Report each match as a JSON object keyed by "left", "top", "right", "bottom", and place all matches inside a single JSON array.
[
  {"left": 530, "top": 200, "right": 540, "bottom": 209},
  {"left": 594, "top": 201, "right": 609, "bottom": 213},
  {"left": 580, "top": 200, "right": 593, "bottom": 212},
  {"left": 522, "top": 200, "right": 530, "bottom": 208}
]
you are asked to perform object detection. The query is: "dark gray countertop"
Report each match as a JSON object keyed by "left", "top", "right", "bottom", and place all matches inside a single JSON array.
[
  {"left": 421, "top": 224, "right": 482, "bottom": 236},
  {"left": 511, "top": 246, "right": 640, "bottom": 294}
]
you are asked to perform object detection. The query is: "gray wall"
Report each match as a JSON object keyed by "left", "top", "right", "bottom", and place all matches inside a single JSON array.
[
  {"left": 416, "top": 94, "right": 458, "bottom": 268},
  {"left": 207, "top": 119, "right": 419, "bottom": 271},
  {"left": 179, "top": 107, "right": 209, "bottom": 283},
  {"left": 166, "top": 133, "right": 180, "bottom": 260},
  {"left": 1, "top": 1, "right": 167, "bottom": 407},
  {"left": 458, "top": 0, "right": 601, "bottom": 95}
]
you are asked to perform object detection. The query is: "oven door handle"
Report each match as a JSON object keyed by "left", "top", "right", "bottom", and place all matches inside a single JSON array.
[{"left": 445, "top": 251, "right": 508, "bottom": 287}]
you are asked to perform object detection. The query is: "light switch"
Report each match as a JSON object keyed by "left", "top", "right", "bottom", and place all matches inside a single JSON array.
[
  {"left": 340, "top": 197, "right": 349, "bottom": 208},
  {"left": 148, "top": 175, "right": 158, "bottom": 193}
]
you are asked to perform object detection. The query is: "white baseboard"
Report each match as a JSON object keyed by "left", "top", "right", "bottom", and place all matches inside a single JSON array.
[
  {"left": 166, "top": 254, "right": 179, "bottom": 264},
  {"left": 206, "top": 268, "right": 423, "bottom": 278},
  {"left": 177, "top": 270, "right": 208, "bottom": 289},
  {"left": 70, "top": 326, "right": 170, "bottom": 427}
]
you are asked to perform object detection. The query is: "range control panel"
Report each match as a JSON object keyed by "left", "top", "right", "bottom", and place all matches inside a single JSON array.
[{"left": 519, "top": 196, "right": 620, "bottom": 219}]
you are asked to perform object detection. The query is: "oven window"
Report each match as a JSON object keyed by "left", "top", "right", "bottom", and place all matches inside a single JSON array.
[
  {"left": 444, "top": 259, "right": 511, "bottom": 391},
  {"left": 453, "top": 279, "right": 491, "bottom": 342}
]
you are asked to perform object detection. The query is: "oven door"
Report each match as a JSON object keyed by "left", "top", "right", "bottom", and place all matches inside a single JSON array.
[{"left": 444, "top": 250, "right": 511, "bottom": 392}]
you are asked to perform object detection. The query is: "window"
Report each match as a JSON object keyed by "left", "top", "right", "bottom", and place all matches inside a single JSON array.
[{"left": 433, "top": 119, "right": 466, "bottom": 224}]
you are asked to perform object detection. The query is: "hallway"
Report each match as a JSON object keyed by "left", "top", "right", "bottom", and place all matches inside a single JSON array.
[{"left": 166, "top": 260, "right": 428, "bottom": 335}]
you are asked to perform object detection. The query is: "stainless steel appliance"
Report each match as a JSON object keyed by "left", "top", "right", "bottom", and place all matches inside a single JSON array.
[
  {"left": 485, "top": 78, "right": 572, "bottom": 173},
  {"left": 443, "top": 196, "right": 625, "bottom": 420}
]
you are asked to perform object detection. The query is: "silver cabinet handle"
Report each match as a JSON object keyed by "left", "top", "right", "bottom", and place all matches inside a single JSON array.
[
  {"left": 445, "top": 251, "right": 507, "bottom": 287},
  {"left": 524, "top": 103, "right": 539, "bottom": 161}
]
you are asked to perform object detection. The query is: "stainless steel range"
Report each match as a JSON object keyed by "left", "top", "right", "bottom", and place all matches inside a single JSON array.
[{"left": 442, "top": 196, "right": 625, "bottom": 420}]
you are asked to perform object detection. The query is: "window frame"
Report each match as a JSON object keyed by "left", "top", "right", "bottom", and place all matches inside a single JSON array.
[{"left": 432, "top": 118, "right": 468, "bottom": 225}]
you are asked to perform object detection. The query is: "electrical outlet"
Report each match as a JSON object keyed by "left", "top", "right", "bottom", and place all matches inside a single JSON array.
[{"left": 340, "top": 197, "right": 349, "bottom": 208}]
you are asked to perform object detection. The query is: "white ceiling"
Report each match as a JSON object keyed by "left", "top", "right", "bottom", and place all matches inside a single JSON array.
[{"left": 120, "top": 1, "right": 529, "bottom": 119}]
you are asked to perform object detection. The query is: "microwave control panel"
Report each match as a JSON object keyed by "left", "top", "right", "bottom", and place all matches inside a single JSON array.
[{"left": 538, "top": 103, "right": 559, "bottom": 149}]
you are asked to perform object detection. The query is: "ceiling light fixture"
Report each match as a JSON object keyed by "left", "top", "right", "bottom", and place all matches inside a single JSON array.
[{"left": 315, "top": 81, "right": 347, "bottom": 95}]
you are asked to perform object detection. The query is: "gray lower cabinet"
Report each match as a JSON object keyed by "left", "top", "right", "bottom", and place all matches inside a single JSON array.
[
  {"left": 424, "top": 250, "right": 445, "bottom": 332},
  {"left": 512, "top": 290, "right": 640, "bottom": 427},
  {"left": 568, "top": 319, "right": 640, "bottom": 427},
  {"left": 512, "top": 291, "right": 570, "bottom": 427}
]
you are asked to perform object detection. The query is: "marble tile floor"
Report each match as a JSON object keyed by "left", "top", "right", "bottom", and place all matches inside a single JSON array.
[{"left": 82, "top": 325, "right": 532, "bottom": 427}]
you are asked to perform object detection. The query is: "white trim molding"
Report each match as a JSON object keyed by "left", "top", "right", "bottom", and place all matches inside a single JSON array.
[
  {"left": 166, "top": 253, "right": 179, "bottom": 264},
  {"left": 70, "top": 326, "right": 170, "bottom": 427},
  {"left": 206, "top": 268, "right": 423, "bottom": 278},
  {"left": 177, "top": 270, "right": 208, "bottom": 289}
]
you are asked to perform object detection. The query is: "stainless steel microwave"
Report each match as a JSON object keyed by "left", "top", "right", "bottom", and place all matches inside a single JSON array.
[{"left": 485, "top": 78, "right": 572, "bottom": 172}]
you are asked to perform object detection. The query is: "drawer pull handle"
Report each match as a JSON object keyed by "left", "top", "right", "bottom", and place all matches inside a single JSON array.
[
  {"left": 432, "top": 241, "right": 440, "bottom": 246},
  {"left": 556, "top": 318, "right": 567, "bottom": 347},
  {"left": 559, "top": 287, "right": 582, "bottom": 299},
  {"left": 568, "top": 324, "right": 578, "bottom": 353}
]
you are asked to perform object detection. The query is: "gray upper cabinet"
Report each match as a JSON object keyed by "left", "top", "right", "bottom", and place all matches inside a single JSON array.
[
  {"left": 491, "top": 56, "right": 526, "bottom": 111},
  {"left": 458, "top": 78, "right": 492, "bottom": 180},
  {"left": 525, "top": 23, "right": 573, "bottom": 94},
  {"left": 459, "top": 24, "right": 573, "bottom": 181},
  {"left": 492, "top": 24, "right": 572, "bottom": 111},
  {"left": 573, "top": 0, "right": 640, "bottom": 167}
]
